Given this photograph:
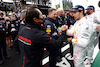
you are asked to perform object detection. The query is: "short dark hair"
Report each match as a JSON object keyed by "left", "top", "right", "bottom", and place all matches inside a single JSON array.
[
  {"left": 25, "top": 6, "right": 39, "bottom": 23},
  {"left": 48, "top": 8, "right": 56, "bottom": 14}
]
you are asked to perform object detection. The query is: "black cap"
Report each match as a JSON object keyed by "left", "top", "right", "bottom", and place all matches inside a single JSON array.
[
  {"left": 86, "top": 5, "right": 95, "bottom": 10},
  {"left": 70, "top": 5, "right": 84, "bottom": 12}
]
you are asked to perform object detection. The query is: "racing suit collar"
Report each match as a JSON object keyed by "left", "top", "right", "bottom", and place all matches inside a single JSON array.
[{"left": 77, "top": 17, "right": 85, "bottom": 23}]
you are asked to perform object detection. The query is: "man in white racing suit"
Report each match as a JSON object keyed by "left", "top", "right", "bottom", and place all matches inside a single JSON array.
[
  {"left": 84, "top": 5, "right": 97, "bottom": 65},
  {"left": 94, "top": 1, "right": 100, "bottom": 50},
  {"left": 67, "top": 5, "right": 93, "bottom": 67},
  {"left": 85, "top": 4, "right": 100, "bottom": 65}
]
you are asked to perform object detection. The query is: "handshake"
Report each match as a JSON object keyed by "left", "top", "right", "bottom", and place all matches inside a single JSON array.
[
  {"left": 61, "top": 25, "right": 68, "bottom": 31},
  {"left": 61, "top": 25, "right": 72, "bottom": 43}
]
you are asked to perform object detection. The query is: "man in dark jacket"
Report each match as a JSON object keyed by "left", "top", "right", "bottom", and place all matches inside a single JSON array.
[
  {"left": 18, "top": 6, "right": 68, "bottom": 67},
  {"left": 56, "top": 8, "right": 65, "bottom": 28},
  {"left": 44, "top": 8, "right": 67, "bottom": 67},
  {"left": 44, "top": 8, "right": 60, "bottom": 67},
  {"left": 66, "top": 12, "right": 76, "bottom": 29},
  {"left": 0, "top": 19, "right": 11, "bottom": 65},
  {"left": 66, "top": 11, "right": 76, "bottom": 57},
  {"left": 0, "top": 1, "right": 6, "bottom": 11},
  {"left": 6, "top": 4, "right": 13, "bottom": 11}
]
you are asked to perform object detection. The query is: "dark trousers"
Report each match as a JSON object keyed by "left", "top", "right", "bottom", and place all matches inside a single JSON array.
[
  {"left": 46, "top": 45, "right": 59, "bottom": 67},
  {"left": 57, "top": 48, "right": 62, "bottom": 58},
  {"left": 13, "top": 35, "right": 20, "bottom": 53},
  {"left": 99, "top": 36, "right": 100, "bottom": 49},
  {"left": 0, "top": 35, "right": 7, "bottom": 60},
  {"left": 70, "top": 42, "right": 73, "bottom": 57},
  {"left": 49, "top": 48, "right": 58, "bottom": 67},
  {"left": 13, "top": 36, "right": 20, "bottom": 53},
  {"left": 11, "top": 32, "right": 17, "bottom": 41}
]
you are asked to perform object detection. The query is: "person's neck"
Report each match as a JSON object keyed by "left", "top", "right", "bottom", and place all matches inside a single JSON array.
[
  {"left": 77, "top": 15, "right": 84, "bottom": 20},
  {"left": 90, "top": 12, "right": 94, "bottom": 15}
]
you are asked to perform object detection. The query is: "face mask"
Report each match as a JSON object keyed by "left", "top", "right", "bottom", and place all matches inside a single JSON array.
[
  {"left": 60, "top": 15, "right": 65, "bottom": 20},
  {"left": 37, "top": 18, "right": 43, "bottom": 25},
  {"left": 60, "top": 15, "right": 64, "bottom": 18},
  {"left": 42, "top": 17, "right": 46, "bottom": 23},
  {"left": 41, "top": 18, "right": 44, "bottom": 23},
  {"left": 87, "top": 11, "right": 90, "bottom": 15}
]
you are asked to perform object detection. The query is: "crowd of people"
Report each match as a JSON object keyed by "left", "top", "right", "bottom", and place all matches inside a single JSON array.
[
  {"left": 0, "top": 1, "right": 26, "bottom": 65},
  {"left": 0, "top": 1, "right": 100, "bottom": 67}
]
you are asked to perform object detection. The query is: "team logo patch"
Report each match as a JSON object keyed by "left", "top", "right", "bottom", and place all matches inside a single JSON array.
[
  {"left": 47, "top": 25, "right": 51, "bottom": 28},
  {"left": 46, "top": 30, "right": 51, "bottom": 32},
  {"left": 41, "top": 24, "right": 44, "bottom": 27},
  {"left": 74, "top": 30, "right": 76, "bottom": 35}
]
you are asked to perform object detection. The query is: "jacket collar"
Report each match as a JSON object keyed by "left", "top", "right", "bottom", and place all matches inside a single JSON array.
[
  {"left": 47, "top": 17, "right": 56, "bottom": 23},
  {"left": 26, "top": 23, "right": 42, "bottom": 30}
]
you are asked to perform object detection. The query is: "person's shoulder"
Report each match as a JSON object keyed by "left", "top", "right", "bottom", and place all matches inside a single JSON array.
[
  {"left": 22, "top": 26, "right": 44, "bottom": 37},
  {"left": 94, "top": 11, "right": 100, "bottom": 17},
  {"left": 34, "top": 29, "right": 47, "bottom": 38},
  {"left": 78, "top": 17, "right": 87, "bottom": 24},
  {"left": 83, "top": 17, "right": 92, "bottom": 26},
  {"left": 94, "top": 11, "right": 100, "bottom": 14},
  {"left": 45, "top": 20, "right": 52, "bottom": 25}
]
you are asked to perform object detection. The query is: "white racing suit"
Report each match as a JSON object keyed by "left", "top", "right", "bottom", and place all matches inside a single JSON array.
[
  {"left": 94, "top": 11, "right": 100, "bottom": 33},
  {"left": 86, "top": 11, "right": 100, "bottom": 61},
  {"left": 94, "top": 11, "right": 100, "bottom": 24},
  {"left": 67, "top": 17, "right": 93, "bottom": 67},
  {"left": 85, "top": 13, "right": 97, "bottom": 61}
]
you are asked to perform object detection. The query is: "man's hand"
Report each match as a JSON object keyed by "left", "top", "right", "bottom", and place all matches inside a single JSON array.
[
  {"left": 2, "top": 28, "right": 5, "bottom": 31},
  {"left": 6, "top": 32, "right": 8, "bottom": 34},
  {"left": 61, "top": 25, "right": 68, "bottom": 31},
  {"left": 58, "top": 31, "right": 62, "bottom": 34},
  {"left": 67, "top": 37, "right": 72, "bottom": 43}
]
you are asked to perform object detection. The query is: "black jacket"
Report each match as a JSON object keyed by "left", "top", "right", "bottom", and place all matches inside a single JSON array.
[
  {"left": 18, "top": 23, "right": 66, "bottom": 67},
  {"left": 6, "top": 6, "right": 13, "bottom": 11},
  {"left": 0, "top": 21, "right": 6, "bottom": 37},
  {"left": 0, "top": 3, "right": 6, "bottom": 11},
  {"left": 56, "top": 16, "right": 65, "bottom": 28},
  {"left": 66, "top": 13, "right": 76, "bottom": 29},
  {"left": 44, "top": 17, "right": 60, "bottom": 39}
]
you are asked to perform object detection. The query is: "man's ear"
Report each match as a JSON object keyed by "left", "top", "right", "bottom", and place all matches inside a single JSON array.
[
  {"left": 80, "top": 11, "right": 83, "bottom": 14},
  {"left": 33, "top": 17, "right": 38, "bottom": 22},
  {"left": 48, "top": 12, "right": 51, "bottom": 15}
]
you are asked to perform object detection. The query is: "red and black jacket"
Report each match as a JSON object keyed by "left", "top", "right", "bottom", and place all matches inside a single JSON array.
[{"left": 18, "top": 23, "right": 66, "bottom": 67}]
